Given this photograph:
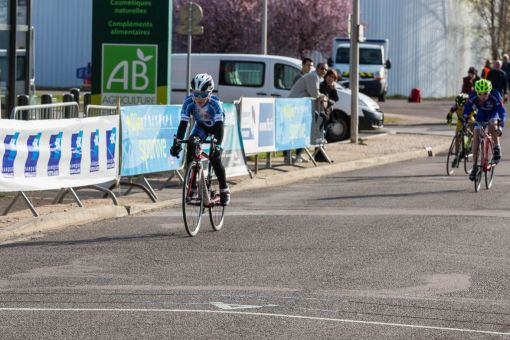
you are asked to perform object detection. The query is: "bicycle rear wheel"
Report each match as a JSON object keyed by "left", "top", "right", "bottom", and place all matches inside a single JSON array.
[
  {"left": 182, "top": 164, "right": 203, "bottom": 236},
  {"left": 485, "top": 142, "right": 495, "bottom": 189},
  {"left": 446, "top": 134, "right": 460, "bottom": 175},
  {"left": 207, "top": 168, "right": 225, "bottom": 231}
]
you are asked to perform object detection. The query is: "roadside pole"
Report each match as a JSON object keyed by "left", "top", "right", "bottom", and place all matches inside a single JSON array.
[
  {"left": 176, "top": 2, "right": 204, "bottom": 97},
  {"left": 186, "top": 1, "right": 193, "bottom": 97},
  {"left": 350, "top": 0, "right": 360, "bottom": 143},
  {"left": 261, "top": 0, "right": 267, "bottom": 55}
]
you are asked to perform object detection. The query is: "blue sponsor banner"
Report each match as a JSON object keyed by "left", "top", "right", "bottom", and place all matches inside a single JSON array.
[
  {"left": 120, "top": 105, "right": 184, "bottom": 177},
  {"left": 24, "top": 132, "right": 42, "bottom": 177},
  {"left": 70, "top": 130, "right": 83, "bottom": 175},
  {"left": 48, "top": 132, "right": 63, "bottom": 176},
  {"left": 106, "top": 127, "right": 117, "bottom": 170},
  {"left": 90, "top": 129, "right": 100, "bottom": 173},
  {"left": 2, "top": 132, "right": 20, "bottom": 178},
  {"left": 274, "top": 98, "right": 312, "bottom": 151}
]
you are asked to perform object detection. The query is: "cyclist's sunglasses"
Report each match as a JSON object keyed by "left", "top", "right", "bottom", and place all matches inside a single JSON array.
[
  {"left": 192, "top": 91, "right": 210, "bottom": 99},
  {"left": 477, "top": 92, "right": 489, "bottom": 96}
]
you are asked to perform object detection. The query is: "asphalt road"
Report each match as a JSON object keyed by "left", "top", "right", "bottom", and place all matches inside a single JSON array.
[{"left": 1, "top": 135, "right": 510, "bottom": 338}]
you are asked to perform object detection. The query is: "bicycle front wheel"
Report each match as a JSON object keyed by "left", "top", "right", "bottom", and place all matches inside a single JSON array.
[
  {"left": 485, "top": 142, "right": 495, "bottom": 189},
  {"left": 474, "top": 141, "right": 483, "bottom": 192},
  {"left": 207, "top": 168, "right": 225, "bottom": 231},
  {"left": 182, "top": 164, "right": 203, "bottom": 237},
  {"left": 463, "top": 133, "right": 474, "bottom": 174},
  {"left": 446, "top": 134, "right": 460, "bottom": 176}
]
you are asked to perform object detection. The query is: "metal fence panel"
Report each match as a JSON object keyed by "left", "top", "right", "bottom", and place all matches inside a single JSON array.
[{"left": 10, "top": 102, "right": 80, "bottom": 120}]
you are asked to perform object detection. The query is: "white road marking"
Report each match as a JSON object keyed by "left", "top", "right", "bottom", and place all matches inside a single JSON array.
[
  {"left": 210, "top": 302, "right": 278, "bottom": 310},
  {"left": 0, "top": 307, "right": 508, "bottom": 336}
]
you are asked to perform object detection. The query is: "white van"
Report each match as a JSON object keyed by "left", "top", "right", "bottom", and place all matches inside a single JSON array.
[
  {"left": 170, "top": 53, "right": 302, "bottom": 104},
  {"left": 171, "top": 53, "right": 383, "bottom": 141},
  {"left": 331, "top": 38, "right": 391, "bottom": 102}
]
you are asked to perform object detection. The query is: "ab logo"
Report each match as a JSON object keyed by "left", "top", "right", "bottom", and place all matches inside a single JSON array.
[{"left": 102, "top": 44, "right": 157, "bottom": 103}]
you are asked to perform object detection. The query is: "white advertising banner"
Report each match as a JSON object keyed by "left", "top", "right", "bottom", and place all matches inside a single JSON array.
[
  {"left": 0, "top": 116, "right": 119, "bottom": 192},
  {"left": 239, "top": 98, "right": 275, "bottom": 154}
]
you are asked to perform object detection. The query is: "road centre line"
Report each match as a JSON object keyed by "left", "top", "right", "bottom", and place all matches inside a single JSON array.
[{"left": 0, "top": 307, "right": 508, "bottom": 336}]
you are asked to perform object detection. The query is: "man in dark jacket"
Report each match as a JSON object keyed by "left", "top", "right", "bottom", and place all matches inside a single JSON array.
[
  {"left": 502, "top": 54, "right": 510, "bottom": 97},
  {"left": 487, "top": 60, "right": 508, "bottom": 99}
]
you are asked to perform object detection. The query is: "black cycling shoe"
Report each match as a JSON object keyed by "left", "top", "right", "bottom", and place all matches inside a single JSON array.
[
  {"left": 469, "top": 166, "right": 478, "bottom": 181},
  {"left": 220, "top": 189, "right": 230, "bottom": 206},
  {"left": 494, "top": 146, "right": 502, "bottom": 163}
]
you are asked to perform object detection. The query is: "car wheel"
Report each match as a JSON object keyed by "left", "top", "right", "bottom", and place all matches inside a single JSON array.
[
  {"left": 325, "top": 113, "right": 350, "bottom": 142},
  {"left": 378, "top": 91, "right": 386, "bottom": 102}
]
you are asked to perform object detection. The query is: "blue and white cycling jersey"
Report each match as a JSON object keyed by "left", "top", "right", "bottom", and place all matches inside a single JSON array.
[
  {"left": 180, "top": 95, "right": 224, "bottom": 127},
  {"left": 463, "top": 89, "right": 506, "bottom": 127}
]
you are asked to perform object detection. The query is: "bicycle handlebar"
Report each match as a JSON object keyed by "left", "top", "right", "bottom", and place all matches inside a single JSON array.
[{"left": 174, "top": 135, "right": 218, "bottom": 146}]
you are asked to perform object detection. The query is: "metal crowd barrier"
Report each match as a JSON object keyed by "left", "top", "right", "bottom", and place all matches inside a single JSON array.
[
  {"left": 54, "top": 104, "right": 128, "bottom": 207},
  {"left": 2, "top": 102, "right": 122, "bottom": 217},
  {"left": 10, "top": 102, "right": 81, "bottom": 120},
  {"left": 85, "top": 104, "right": 119, "bottom": 117},
  {"left": 86, "top": 104, "right": 158, "bottom": 202}
]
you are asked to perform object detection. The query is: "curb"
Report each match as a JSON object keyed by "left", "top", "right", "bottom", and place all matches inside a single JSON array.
[
  {"left": 0, "top": 205, "right": 128, "bottom": 241},
  {"left": 0, "top": 141, "right": 451, "bottom": 242},
  {"left": 232, "top": 143, "right": 450, "bottom": 192}
]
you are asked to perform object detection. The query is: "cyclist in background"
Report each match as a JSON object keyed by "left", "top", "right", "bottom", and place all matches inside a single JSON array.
[
  {"left": 446, "top": 93, "right": 475, "bottom": 167},
  {"left": 169, "top": 73, "right": 230, "bottom": 206},
  {"left": 463, "top": 79, "right": 506, "bottom": 181}
]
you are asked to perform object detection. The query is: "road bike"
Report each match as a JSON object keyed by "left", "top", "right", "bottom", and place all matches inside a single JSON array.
[
  {"left": 473, "top": 122, "right": 498, "bottom": 192},
  {"left": 446, "top": 121, "right": 473, "bottom": 175},
  {"left": 178, "top": 135, "right": 225, "bottom": 236}
]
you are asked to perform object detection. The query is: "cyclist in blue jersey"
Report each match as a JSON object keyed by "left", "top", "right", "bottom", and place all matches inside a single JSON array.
[
  {"left": 170, "top": 73, "right": 230, "bottom": 206},
  {"left": 463, "top": 78, "right": 506, "bottom": 181}
]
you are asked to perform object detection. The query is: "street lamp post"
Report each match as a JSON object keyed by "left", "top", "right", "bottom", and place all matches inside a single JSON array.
[
  {"left": 261, "top": 0, "right": 267, "bottom": 54},
  {"left": 350, "top": 0, "right": 360, "bottom": 143}
]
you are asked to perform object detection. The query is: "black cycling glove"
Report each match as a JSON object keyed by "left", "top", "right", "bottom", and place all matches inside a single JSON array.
[{"left": 170, "top": 141, "right": 182, "bottom": 158}]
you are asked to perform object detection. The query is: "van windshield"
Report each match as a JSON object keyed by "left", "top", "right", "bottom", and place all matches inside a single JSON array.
[{"left": 336, "top": 47, "right": 383, "bottom": 65}]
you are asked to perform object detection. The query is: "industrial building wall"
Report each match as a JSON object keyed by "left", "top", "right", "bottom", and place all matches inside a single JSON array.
[
  {"left": 361, "top": 0, "right": 478, "bottom": 97},
  {"left": 33, "top": 0, "right": 92, "bottom": 88}
]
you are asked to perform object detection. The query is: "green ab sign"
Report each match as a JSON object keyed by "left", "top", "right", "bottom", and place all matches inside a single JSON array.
[
  {"left": 92, "top": 0, "right": 172, "bottom": 105},
  {"left": 102, "top": 44, "right": 158, "bottom": 105}
]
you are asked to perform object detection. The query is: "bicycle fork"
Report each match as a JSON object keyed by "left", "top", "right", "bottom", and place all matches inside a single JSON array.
[
  {"left": 482, "top": 138, "right": 494, "bottom": 172},
  {"left": 200, "top": 171, "right": 212, "bottom": 207}
]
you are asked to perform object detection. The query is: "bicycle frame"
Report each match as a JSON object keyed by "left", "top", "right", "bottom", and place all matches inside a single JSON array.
[
  {"left": 472, "top": 121, "right": 498, "bottom": 192},
  {"left": 479, "top": 124, "right": 495, "bottom": 172},
  {"left": 181, "top": 135, "right": 219, "bottom": 208},
  {"left": 178, "top": 134, "right": 226, "bottom": 236}
]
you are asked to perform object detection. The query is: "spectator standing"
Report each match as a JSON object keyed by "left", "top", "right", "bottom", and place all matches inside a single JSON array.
[
  {"left": 487, "top": 60, "right": 508, "bottom": 98},
  {"left": 315, "top": 68, "right": 339, "bottom": 162},
  {"left": 481, "top": 59, "right": 492, "bottom": 79},
  {"left": 319, "top": 68, "right": 339, "bottom": 119},
  {"left": 283, "top": 57, "right": 314, "bottom": 162},
  {"left": 288, "top": 62, "right": 329, "bottom": 163},
  {"left": 292, "top": 57, "right": 314, "bottom": 86},
  {"left": 461, "top": 67, "right": 479, "bottom": 94},
  {"left": 502, "top": 54, "right": 510, "bottom": 96}
]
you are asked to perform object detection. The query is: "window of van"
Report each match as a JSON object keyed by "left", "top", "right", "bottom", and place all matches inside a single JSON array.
[
  {"left": 219, "top": 61, "right": 264, "bottom": 87},
  {"left": 274, "top": 63, "right": 300, "bottom": 90},
  {"left": 336, "top": 47, "right": 382, "bottom": 65}
]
